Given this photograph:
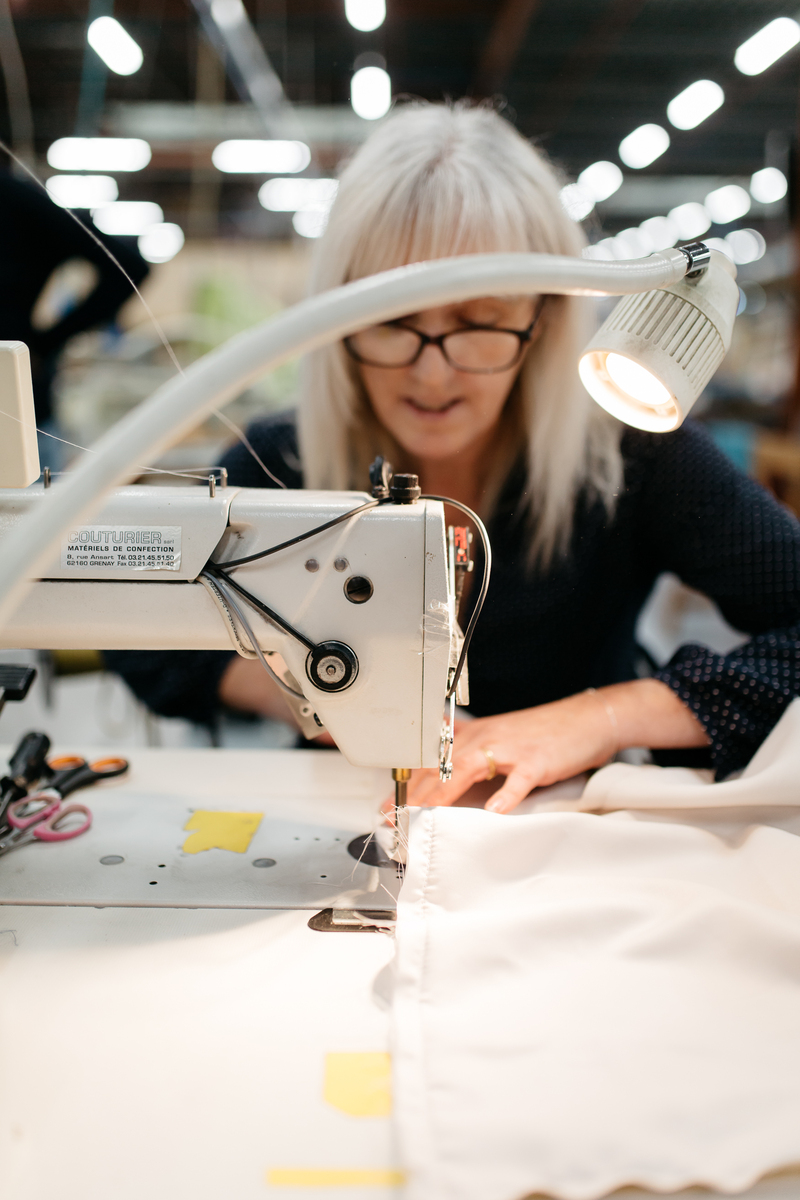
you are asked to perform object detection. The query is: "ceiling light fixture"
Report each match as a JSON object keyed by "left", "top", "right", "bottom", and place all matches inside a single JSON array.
[
  {"left": 667, "top": 201, "right": 711, "bottom": 240},
  {"left": 666, "top": 79, "right": 724, "bottom": 130},
  {"left": 639, "top": 214, "right": 679, "bottom": 251},
  {"left": 345, "top": 0, "right": 386, "bottom": 31},
  {"left": 87, "top": 16, "right": 143, "bottom": 76},
  {"left": 258, "top": 177, "right": 339, "bottom": 212},
  {"left": 618, "top": 124, "right": 670, "bottom": 170},
  {"left": 92, "top": 201, "right": 164, "bottom": 236},
  {"left": 704, "top": 184, "right": 751, "bottom": 225},
  {"left": 350, "top": 66, "right": 391, "bottom": 120},
  {"left": 211, "top": 140, "right": 311, "bottom": 174},
  {"left": 724, "top": 228, "right": 766, "bottom": 265},
  {"left": 577, "top": 160, "right": 623, "bottom": 202},
  {"left": 750, "top": 167, "right": 788, "bottom": 205},
  {"left": 47, "top": 138, "right": 152, "bottom": 173},
  {"left": 45, "top": 175, "right": 119, "bottom": 209},
  {"left": 138, "top": 223, "right": 185, "bottom": 264},
  {"left": 734, "top": 17, "right": 800, "bottom": 75},
  {"left": 559, "top": 184, "right": 594, "bottom": 222}
]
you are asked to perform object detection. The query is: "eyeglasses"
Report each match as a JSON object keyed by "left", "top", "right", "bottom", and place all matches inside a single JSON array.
[{"left": 343, "top": 310, "right": 542, "bottom": 374}]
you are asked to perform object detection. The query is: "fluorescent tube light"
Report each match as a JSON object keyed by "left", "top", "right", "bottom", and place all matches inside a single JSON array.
[
  {"left": 666, "top": 80, "right": 724, "bottom": 130},
  {"left": 559, "top": 184, "right": 594, "bottom": 222},
  {"left": 704, "top": 184, "right": 750, "bottom": 226},
  {"left": 211, "top": 140, "right": 311, "bottom": 174},
  {"left": 46, "top": 174, "right": 118, "bottom": 208},
  {"left": 750, "top": 167, "right": 787, "bottom": 204},
  {"left": 577, "top": 160, "right": 623, "bottom": 202},
  {"left": 93, "top": 201, "right": 164, "bottom": 235},
  {"left": 87, "top": 16, "right": 143, "bottom": 76},
  {"left": 47, "top": 138, "right": 151, "bottom": 172},
  {"left": 351, "top": 66, "right": 391, "bottom": 120},
  {"left": 734, "top": 17, "right": 800, "bottom": 75},
  {"left": 258, "top": 178, "right": 338, "bottom": 212},
  {"left": 345, "top": 0, "right": 385, "bottom": 31},
  {"left": 618, "top": 124, "right": 670, "bottom": 170},
  {"left": 667, "top": 201, "right": 711, "bottom": 240},
  {"left": 138, "top": 223, "right": 185, "bottom": 263}
]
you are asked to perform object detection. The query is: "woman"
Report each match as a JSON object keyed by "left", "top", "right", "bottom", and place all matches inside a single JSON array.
[{"left": 106, "top": 102, "right": 800, "bottom": 812}]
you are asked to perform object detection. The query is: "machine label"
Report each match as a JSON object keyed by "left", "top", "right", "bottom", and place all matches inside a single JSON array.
[{"left": 61, "top": 525, "right": 182, "bottom": 571}]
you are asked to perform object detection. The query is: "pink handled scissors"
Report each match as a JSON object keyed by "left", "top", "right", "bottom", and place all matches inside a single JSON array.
[{"left": 0, "top": 790, "right": 92, "bottom": 857}]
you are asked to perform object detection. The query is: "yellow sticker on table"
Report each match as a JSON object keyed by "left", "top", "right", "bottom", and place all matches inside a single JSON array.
[
  {"left": 182, "top": 810, "right": 263, "bottom": 854},
  {"left": 324, "top": 1053, "right": 392, "bottom": 1117},
  {"left": 267, "top": 1168, "right": 405, "bottom": 1187}
]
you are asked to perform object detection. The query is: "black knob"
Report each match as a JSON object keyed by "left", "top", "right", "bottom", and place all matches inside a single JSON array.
[
  {"left": 305, "top": 641, "right": 359, "bottom": 693},
  {"left": 389, "top": 473, "right": 421, "bottom": 504}
]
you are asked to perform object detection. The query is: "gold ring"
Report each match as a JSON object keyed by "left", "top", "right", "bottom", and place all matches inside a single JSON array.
[{"left": 481, "top": 747, "right": 497, "bottom": 781}]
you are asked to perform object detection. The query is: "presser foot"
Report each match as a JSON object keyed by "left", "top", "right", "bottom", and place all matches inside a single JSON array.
[{"left": 308, "top": 908, "right": 396, "bottom": 934}]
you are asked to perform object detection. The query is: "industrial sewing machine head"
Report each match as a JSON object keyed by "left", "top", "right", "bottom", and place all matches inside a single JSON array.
[{"left": 0, "top": 457, "right": 480, "bottom": 861}]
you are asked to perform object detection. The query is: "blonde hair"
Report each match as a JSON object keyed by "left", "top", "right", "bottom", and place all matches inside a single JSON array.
[{"left": 298, "top": 101, "right": 622, "bottom": 564}]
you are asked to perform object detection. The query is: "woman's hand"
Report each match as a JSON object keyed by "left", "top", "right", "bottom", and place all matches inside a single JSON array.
[{"left": 388, "top": 679, "right": 710, "bottom": 815}]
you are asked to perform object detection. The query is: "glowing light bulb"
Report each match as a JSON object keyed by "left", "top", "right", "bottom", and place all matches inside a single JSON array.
[
  {"left": 666, "top": 80, "right": 724, "bottom": 130},
  {"left": 92, "top": 201, "right": 164, "bottom": 235},
  {"left": 577, "top": 160, "right": 623, "bottom": 202},
  {"left": 734, "top": 17, "right": 800, "bottom": 76},
  {"left": 605, "top": 353, "right": 671, "bottom": 408},
  {"left": 350, "top": 66, "right": 391, "bottom": 120},
  {"left": 559, "top": 183, "right": 594, "bottom": 222},
  {"left": 258, "top": 177, "right": 338, "bottom": 212},
  {"left": 87, "top": 16, "right": 143, "bottom": 76},
  {"left": 618, "top": 124, "right": 670, "bottom": 170},
  {"left": 46, "top": 174, "right": 118, "bottom": 208},
  {"left": 345, "top": 0, "right": 385, "bottom": 31},
  {"left": 47, "top": 138, "right": 151, "bottom": 172},
  {"left": 211, "top": 140, "right": 311, "bottom": 174},
  {"left": 639, "top": 214, "right": 679, "bottom": 251},
  {"left": 138, "top": 223, "right": 184, "bottom": 263},
  {"left": 668, "top": 201, "right": 711, "bottom": 240},
  {"left": 704, "top": 184, "right": 750, "bottom": 226},
  {"left": 750, "top": 167, "right": 787, "bottom": 205}
]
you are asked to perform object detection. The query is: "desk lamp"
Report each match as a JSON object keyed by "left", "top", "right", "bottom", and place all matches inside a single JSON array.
[{"left": 0, "top": 242, "right": 737, "bottom": 624}]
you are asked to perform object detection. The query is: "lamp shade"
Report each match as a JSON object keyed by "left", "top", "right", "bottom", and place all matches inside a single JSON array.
[{"left": 578, "top": 250, "right": 738, "bottom": 431}]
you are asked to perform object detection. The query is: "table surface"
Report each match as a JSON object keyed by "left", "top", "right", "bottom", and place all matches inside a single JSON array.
[{"left": 0, "top": 747, "right": 796, "bottom": 1200}]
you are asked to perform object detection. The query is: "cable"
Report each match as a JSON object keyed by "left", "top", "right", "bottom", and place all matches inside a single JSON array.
[
  {"left": 421, "top": 496, "right": 492, "bottom": 700},
  {"left": 206, "top": 564, "right": 317, "bottom": 653},
  {"left": 200, "top": 570, "right": 307, "bottom": 699},
  {"left": 214, "top": 498, "right": 380, "bottom": 569}
]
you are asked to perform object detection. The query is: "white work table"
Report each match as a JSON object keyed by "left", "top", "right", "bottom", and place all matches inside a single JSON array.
[
  {"left": 0, "top": 746, "right": 797, "bottom": 1200},
  {"left": 0, "top": 747, "right": 401, "bottom": 1200}
]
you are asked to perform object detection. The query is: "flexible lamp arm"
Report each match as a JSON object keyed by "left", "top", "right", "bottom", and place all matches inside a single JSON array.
[{"left": 0, "top": 247, "right": 723, "bottom": 629}]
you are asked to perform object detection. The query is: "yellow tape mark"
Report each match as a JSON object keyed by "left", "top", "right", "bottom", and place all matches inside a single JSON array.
[
  {"left": 324, "top": 1052, "right": 392, "bottom": 1117},
  {"left": 182, "top": 810, "right": 263, "bottom": 854},
  {"left": 267, "top": 1168, "right": 405, "bottom": 1187}
]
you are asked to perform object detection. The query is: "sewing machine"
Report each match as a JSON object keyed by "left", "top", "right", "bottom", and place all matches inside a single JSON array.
[{"left": 0, "top": 478, "right": 460, "bottom": 771}]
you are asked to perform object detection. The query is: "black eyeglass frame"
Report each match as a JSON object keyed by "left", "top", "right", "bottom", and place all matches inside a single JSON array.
[{"left": 343, "top": 304, "right": 544, "bottom": 375}]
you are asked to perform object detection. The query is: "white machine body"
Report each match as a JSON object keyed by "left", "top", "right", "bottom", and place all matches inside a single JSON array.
[{"left": 0, "top": 485, "right": 457, "bottom": 770}]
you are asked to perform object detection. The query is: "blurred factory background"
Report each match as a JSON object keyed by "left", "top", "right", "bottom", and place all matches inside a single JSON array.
[{"left": 0, "top": 0, "right": 798, "bottom": 746}]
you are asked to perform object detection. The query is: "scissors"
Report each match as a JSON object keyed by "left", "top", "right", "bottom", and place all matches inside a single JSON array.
[
  {"left": 39, "top": 754, "right": 129, "bottom": 799},
  {"left": 0, "top": 792, "right": 92, "bottom": 857}
]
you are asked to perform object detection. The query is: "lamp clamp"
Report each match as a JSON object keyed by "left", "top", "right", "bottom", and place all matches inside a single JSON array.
[{"left": 679, "top": 241, "right": 711, "bottom": 279}]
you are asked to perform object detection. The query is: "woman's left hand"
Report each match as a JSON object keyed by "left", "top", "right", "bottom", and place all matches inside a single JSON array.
[
  {"left": 384, "top": 679, "right": 710, "bottom": 815},
  {"left": 394, "top": 690, "right": 617, "bottom": 815}
]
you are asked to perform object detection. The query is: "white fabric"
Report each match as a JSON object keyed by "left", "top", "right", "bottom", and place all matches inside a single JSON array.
[
  {"left": 578, "top": 698, "right": 800, "bottom": 812},
  {"left": 392, "top": 703, "right": 800, "bottom": 1200}
]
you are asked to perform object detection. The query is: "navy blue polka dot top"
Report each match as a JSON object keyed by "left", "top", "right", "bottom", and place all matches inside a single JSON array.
[{"left": 104, "top": 412, "right": 800, "bottom": 779}]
